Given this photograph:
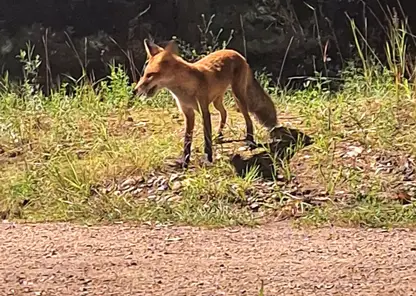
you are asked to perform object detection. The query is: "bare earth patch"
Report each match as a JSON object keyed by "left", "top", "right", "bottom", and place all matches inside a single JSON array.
[{"left": 1, "top": 222, "right": 416, "bottom": 295}]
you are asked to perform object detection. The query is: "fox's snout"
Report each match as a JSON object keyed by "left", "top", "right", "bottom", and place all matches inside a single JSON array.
[
  {"left": 133, "top": 78, "right": 158, "bottom": 98},
  {"left": 133, "top": 81, "right": 144, "bottom": 96},
  {"left": 133, "top": 79, "right": 148, "bottom": 96}
]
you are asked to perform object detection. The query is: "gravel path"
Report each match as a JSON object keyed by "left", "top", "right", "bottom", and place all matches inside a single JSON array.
[{"left": 1, "top": 222, "right": 416, "bottom": 295}]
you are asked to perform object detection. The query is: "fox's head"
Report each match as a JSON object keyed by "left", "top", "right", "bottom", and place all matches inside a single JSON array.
[{"left": 134, "top": 39, "right": 179, "bottom": 97}]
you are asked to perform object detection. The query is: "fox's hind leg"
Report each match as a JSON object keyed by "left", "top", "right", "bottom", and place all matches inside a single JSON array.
[
  {"left": 213, "top": 96, "right": 227, "bottom": 143},
  {"left": 231, "top": 85, "right": 256, "bottom": 149}
]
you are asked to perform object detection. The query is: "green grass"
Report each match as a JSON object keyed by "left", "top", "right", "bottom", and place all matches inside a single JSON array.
[
  {"left": 2, "top": 11, "right": 416, "bottom": 228},
  {"left": 1, "top": 66, "right": 415, "bottom": 228},
  {"left": 0, "top": 74, "right": 263, "bottom": 226}
]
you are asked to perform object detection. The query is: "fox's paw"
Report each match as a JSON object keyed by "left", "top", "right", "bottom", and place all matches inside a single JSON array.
[
  {"left": 198, "top": 157, "right": 214, "bottom": 168},
  {"left": 167, "top": 158, "right": 189, "bottom": 170},
  {"left": 244, "top": 139, "right": 258, "bottom": 150},
  {"left": 214, "top": 133, "right": 224, "bottom": 144}
]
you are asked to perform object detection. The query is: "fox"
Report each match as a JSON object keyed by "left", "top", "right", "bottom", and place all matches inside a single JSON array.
[{"left": 134, "top": 39, "right": 279, "bottom": 168}]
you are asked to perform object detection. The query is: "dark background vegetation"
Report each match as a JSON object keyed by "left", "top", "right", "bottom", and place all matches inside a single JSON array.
[{"left": 0, "top": 0, "right": 415, "bottom": 88}]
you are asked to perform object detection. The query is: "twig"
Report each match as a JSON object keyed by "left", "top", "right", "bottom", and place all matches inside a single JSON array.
[
  {"left": 109, "top": 37, "right": 140, "bottom": 79},
  {"left": 64, "top": 31, "right": 85, "bottom": 73},
  {"left": 42, "top": 28, "right": 52, "bottom": 96},
  {"left": 239, "top": 14, "right": 247, "bottom": 58},
  {"left": 277, "top": 36, "right": 294, "bottom": 87}
]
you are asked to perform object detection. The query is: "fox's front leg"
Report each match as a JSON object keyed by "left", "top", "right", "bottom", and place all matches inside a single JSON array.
[
  {"left": 201, "top": 106, "right": 213, "bottom": 163},
  {"left": 181, "top": 108, "right": 195, "bottom": 168}
]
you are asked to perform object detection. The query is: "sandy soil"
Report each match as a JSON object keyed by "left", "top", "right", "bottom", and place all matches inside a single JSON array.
[{"left": 1, "top": 222, "right": 416, "bottom": 295}]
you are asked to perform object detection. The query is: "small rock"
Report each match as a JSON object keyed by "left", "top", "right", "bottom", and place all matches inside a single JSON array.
[
  {"left": 250, "top": 202, "right": 260, "bottom": 211},
  {"left": 247, "top": 196, "right": 256, "bottom": 203},
  {"left": 132, "top": 188, "right": 143, "bottom": 196},
  {"left": 136, "top": 176, "right": 145, "bottom": 183},
  {"left": 344, "top": 146, "right": 364, "bottom": 158},
  {"left": 154, "top": 176, "right": 166, "bottom": 186},
  {"left": 157, "top": 184, "right": 169, "bottom": 192},
  {"left": 157, "top": 194, "right": 169, "bottom": 203},
  {"left": 171, "top": 181, "right": 182, "bottom": 191},
  {"left": 168, "top": 195, "right": 182, "bottom": 202},
  {"left": 122, "top": 186, "right": 136, "bottom": 194},
  {"left": 127, "top": 260, "right": 138, "bottom": 266},
  {"left": 257, "top": 192, "right": 267, "bottom": 200},
  {"left": 148, "top": 195, "right": 157, "bottom": 201},
  {"left": 120, "top": 178, "right": 136, "bottom": 190}
]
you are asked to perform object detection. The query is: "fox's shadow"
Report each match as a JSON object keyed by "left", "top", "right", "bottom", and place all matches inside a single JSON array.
[{"left": 229, "top": 126, "right": 314, "bottom": 180}]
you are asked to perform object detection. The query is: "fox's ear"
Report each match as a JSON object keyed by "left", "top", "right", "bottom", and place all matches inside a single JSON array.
[
  {"left": 164, "top": 40, "right": 179, "bottom": 55},
  {"left": 144, "top": 39, "right": 162, "bottom": 58}
]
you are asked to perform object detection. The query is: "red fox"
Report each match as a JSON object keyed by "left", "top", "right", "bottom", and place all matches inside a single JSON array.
[{"left": 134, "top": 39, "right": 279, "bottom": 168}]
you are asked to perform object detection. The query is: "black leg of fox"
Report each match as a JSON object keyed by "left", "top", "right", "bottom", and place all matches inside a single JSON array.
[{"left": 201, "top": 108, "right": 213, "bottom": 162}]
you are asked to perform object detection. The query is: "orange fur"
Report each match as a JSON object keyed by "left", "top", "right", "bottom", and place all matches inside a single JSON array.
[{"left": 134, "top": 39, "right": 279, "bottom": 168}]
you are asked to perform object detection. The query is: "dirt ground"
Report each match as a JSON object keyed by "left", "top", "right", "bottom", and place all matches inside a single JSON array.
[{"left": 1, "top": 222, "right": 416, "bottom": 296}]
